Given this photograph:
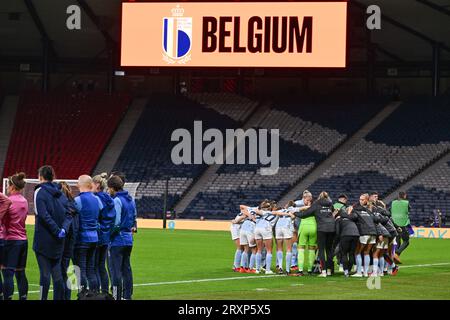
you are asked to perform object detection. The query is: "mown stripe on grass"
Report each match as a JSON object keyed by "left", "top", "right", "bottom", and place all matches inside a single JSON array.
[{"left": 21, "top": 262, "right": 450, "bottom": 295}]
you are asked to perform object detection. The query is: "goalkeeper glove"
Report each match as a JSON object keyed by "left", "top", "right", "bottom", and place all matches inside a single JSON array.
[
  {"left": 58, "top": 229, "right": 66, "bottom": 239},
  {"left": 111, "top": 225, "right": 120, "bottom": 237}
]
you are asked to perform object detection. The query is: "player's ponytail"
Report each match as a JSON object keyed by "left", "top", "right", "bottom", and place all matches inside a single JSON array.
[
  {"left": 59, "top": 181, "right": 75, "bottom": 202},
  {"left": 9, "top": 172, "right": 26, "bottom": 191},
  {"left": 318, "top": 191, "right": 329, "bottom": 200},
  {"left": 93, "top": 172, "right": 108, "bottom": 191},
  {"left": 259, "top": 200, "right": 271, "bottom": 210}
]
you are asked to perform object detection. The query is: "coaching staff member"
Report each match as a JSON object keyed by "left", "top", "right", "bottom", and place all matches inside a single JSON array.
[
  {"left": 33, "top": 165, "right": 68, "bottom": 300},
  {"left": 391, "top": 191, "right": 411, "bottom": 263}
]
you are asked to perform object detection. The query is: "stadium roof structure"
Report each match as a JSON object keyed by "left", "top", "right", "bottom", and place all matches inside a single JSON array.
[{"left": 0, "top": 0, "right": 449, "bottom": 68}]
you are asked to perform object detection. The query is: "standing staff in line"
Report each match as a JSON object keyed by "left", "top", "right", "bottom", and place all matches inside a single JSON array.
[
  {"left": 108, "top": 175, "right": 137, "bottom": 300},
  {"left": 33, "top": 166, "right": 68, "bottom": 300},
  {"left": 390, "top": 191, "right": 412, "bottom": 263},
  {"left": 0, "top": 186, "right": 13, "bottom": 300},
  {"left": 92, "top": 173, "right": 116, "bottom": 294},
  {"left": 73, "top": 175, "right": 103, "bottom": 294},
  {"left": 58, "top": 181, "right": 78, "bottom": 300},
  {"left": 1, "top": 173, "right": 29, "bottom": 300}
]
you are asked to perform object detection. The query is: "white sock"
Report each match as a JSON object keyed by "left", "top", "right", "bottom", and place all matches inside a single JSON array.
[
  {"left": 379, "top": 257, "right": 385, "bottom": 274},
  {"left": 256, "top": 252, "right": 262, "bottom": 270},
  {"left": 285, "top": 251, "right": 292, "bottom": 271},
  {"left": 364, "top": 255, "right": 371, "bottom": 275},
  {"left": 234, "top": 249, "right": 242, "bottom": 268},
  {"left": 266, "top": 253, "right": 272, "bottom": 271},
  {"left": 373, "top": 258, "right": 379, "bottom": 275},
  {"left": 276, "top": 251, "right": 283, "bottom": 269}
]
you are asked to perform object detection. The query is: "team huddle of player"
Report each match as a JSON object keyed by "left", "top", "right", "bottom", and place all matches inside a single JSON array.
[
  {"left": 0, "top": 166, "right": 137, "bottom": 300},
  {"left": 231, "top": 190, "right": 409, "bottom": 277}
]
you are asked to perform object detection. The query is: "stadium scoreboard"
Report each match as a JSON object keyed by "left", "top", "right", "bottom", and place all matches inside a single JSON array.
[{"left": 120, "top": 2, "right": 347, "bottom": 67}]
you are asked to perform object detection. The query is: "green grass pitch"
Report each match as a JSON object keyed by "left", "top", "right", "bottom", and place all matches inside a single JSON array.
[{"left": 17, "top": 226, "right": 450, "bottom": 300}]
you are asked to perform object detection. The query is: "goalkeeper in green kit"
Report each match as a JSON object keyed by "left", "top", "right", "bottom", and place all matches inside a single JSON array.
[{"left": 290, "top": 191, "right": 317, "bottom": 276}]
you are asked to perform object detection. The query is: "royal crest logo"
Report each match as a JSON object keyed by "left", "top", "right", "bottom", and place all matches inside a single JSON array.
[{"left": 162, "top": 5, "right": 192, "bottom": 64}]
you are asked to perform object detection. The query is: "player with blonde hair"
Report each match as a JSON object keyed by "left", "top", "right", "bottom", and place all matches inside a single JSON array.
[{"left": 92, "top": 173, "right": 116, "bottom": 294}]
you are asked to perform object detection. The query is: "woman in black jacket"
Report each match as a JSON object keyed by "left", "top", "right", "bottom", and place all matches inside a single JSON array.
[
  {"left": 58, "top": 181, "right": 78, "bottom": 300},
  {"left": 335, "top": 205, "right": 360, "bottom": 277},
  {"left": 294, "top": 191, "right": 335, "bottom": 277},
  {"left": 33, "top": 166, "right": 70, "bottom": 300},
  {"left": 351, "top": 193, "right": 379, "bottom": 277}
]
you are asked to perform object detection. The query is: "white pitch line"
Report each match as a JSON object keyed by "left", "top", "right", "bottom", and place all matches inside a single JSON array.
[
  {"left": 20, "top": 262, "right": 450, "bottom": 295},
  {"left": 115, "top": 262, "right": 450, "bottom": 287},
  {"left": 133, "top": 275, "right": 280, "bottom": 287},
  {"left": 400, "top": 262, "right": 450, "bottom": 269},
  {"left": 22, "top": 275, "right": 279, "bottom": 295},
  {"left": 27, "top": 290, "right": 42, "bottom": 294}
]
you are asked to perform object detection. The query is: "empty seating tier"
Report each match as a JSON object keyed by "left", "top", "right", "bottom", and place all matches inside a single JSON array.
[
  {"left": 112, "top": 94, "right": 242, "bottom": 216},
  {"left": 3, "top": 91, "right": 130, "bottom": 179},
  {"left": 405, "top": 160, "right": 450, "bottom": 226},
  {"left": 184, "top": 100, "right": 384, "bottom": 219},
  {"left": 307, "top": 98, "right": 450, "bottom": 205}
]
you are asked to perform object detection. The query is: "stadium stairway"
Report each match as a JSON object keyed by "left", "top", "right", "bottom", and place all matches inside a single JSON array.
[
  {"left": 111, "top": 94, "right": 251, "bottom": 216},
  {"left": 93, "top": 97, "right": 147, "bottom": 175},
  {"left": 278, "top": 101, "right": 402, "bottom": 204},
  {"left": 173, "top": 102, "right": 272, "bottom": 214},
  {"left": 382, "top": 149, "right": 450, "bottom": 204},
  {"left": 0, "top": 96, "right": 19, "bottom": 180}
]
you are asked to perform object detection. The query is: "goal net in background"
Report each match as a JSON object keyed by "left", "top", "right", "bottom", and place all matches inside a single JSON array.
[{"left": 2, "top": 178, "right": 138, "bottom": 215}]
